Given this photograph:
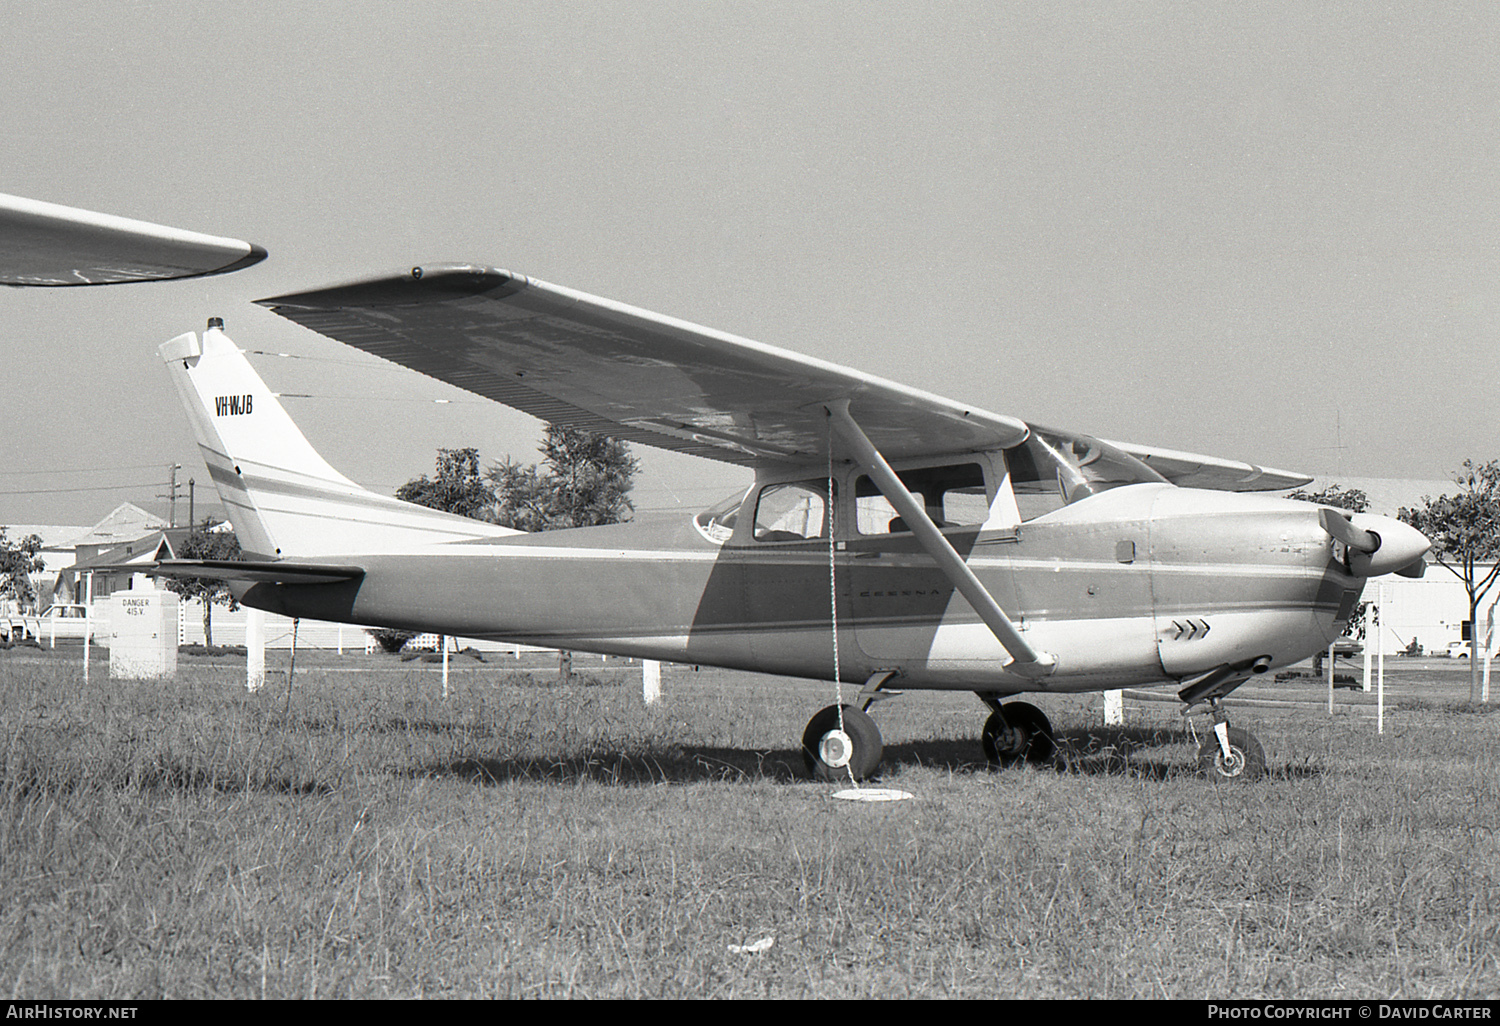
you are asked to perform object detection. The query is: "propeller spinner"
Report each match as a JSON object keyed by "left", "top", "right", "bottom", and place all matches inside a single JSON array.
[{"left": 1319, "top": 508, "right": 1430, "bottom": 578}]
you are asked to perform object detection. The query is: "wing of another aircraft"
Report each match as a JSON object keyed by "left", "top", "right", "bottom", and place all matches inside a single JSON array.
[
  {"left": 0, "top": 192, "right": 266, "bottom": 286},
  {"left": 258, "top": 263, "right": 1310, "bottom": 490}
]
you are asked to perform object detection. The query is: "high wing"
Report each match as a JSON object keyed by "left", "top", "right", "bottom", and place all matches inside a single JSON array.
[
  {"left": 1104, "top": 440, "right": 1310, "bottom": 493},
  {"left": 0, "top": 192, "right": 266, "bottom": 286},
  {"left": 257, "top": 263, "right": 1309, "bottom": 490},
  {"left": 257, "top": 265, "right": 1028, "bottom": 466}
]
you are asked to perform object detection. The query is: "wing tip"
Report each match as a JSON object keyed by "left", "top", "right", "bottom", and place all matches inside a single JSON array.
[
  {"left": 215, "top": 242, "right": 269, "bottom": 277},
  {"left": 257, "top": 263, "right": 521, "bottom": 309}
]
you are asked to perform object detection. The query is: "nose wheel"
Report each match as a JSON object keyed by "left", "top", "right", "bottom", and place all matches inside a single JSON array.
[
  {"left": 1178, "top": 663, "right": 1270, "bottom": 782},
  {"left": 1196, "top": 721, "right": 1266, "bottom": 781}
]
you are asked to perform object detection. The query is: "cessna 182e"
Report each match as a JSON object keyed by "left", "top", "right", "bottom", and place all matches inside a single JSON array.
[{"left": 147, "top": 264, "right": 1430, "bottom": 783}]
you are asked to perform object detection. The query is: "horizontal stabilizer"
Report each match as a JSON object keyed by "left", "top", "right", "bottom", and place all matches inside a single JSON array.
[{"left": 111, "top": 559, "right": 365, "bottom": 586}]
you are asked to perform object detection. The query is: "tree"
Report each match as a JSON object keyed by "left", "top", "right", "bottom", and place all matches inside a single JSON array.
[
  {"left": 162, "top": 522, "right": 242, "bottom": 647},
  {"left": 1288, "top": 484, "right": 1370, "bottom": 514},
  {"left": 0, "top": 528, "right": 46, "bottom": 610},
  {"left": 396, "top": 447, "right": 495, "bottom": 520},
  {"left": 486, "top": 458, "right": 554, "bottom": 533},
  {"left": 1400, "top": 460, "right": 1500, "bottom": 702},
  {"left": 487, "top": 425, "right": 639, "bottom": 531}
]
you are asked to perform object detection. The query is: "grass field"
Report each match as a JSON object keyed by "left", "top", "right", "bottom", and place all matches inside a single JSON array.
[{"left": 1, "top": 646, "right": 1497, "bottom": 999}]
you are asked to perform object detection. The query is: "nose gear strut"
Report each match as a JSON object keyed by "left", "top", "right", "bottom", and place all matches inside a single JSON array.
[{"left": 1177, "top": 660, "right": 1270, "bottom": 782}]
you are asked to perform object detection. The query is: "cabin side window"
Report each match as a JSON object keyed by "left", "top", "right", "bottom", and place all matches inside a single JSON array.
[
  {"left": 753, "top": 480, "right": 835, "bottom": 542},
  {"left": 854, "top": 462, "right": 988, "bottom": 534}
]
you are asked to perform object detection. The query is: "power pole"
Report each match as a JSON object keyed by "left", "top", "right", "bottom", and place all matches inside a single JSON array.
[{"left": 158, "top": 464, "right": 183, "bottom": 527}]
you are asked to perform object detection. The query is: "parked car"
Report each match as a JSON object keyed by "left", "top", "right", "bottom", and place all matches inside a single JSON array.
[
  {"left": 1447, "top": 641, "right": 1479, "bottom": 659},
  {"left": 34, "top": 604, "right": 102, "bottom": 645}
]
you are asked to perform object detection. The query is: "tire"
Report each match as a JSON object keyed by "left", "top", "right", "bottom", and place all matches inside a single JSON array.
[
  {"left": 801, "top": 704, "right": 884, "bottom": 782},
  {"left": 1197, "top": 726, "right": 1266, "bottom": 782},
  {"left": 982, "top": 701, "right": 1056, "bottom": 767}
]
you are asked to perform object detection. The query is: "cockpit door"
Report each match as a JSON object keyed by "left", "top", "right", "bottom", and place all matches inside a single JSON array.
[{"left": 847, "top": 457, "right": 1019, "bottom": 668}]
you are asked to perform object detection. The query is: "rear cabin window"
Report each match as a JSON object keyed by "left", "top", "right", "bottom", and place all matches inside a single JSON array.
[{"left": 854, "top": 462, "right": 988, "bottom": 535}]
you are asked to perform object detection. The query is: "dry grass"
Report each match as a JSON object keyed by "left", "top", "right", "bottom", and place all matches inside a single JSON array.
[{"left": 1, "top": 650, "right": 1497, "bottom": 998}]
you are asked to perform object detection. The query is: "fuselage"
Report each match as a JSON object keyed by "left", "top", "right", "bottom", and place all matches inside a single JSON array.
[
  {"left": 162, "top": 324, "right": 1428, "bottom": 702},
  {"left": 239, "top": 479, "right": 1368, "bottom": 695}
]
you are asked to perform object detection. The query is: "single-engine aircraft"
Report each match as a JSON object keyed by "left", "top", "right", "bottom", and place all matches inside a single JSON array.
[{"left": 145, "top": 265, "right": 1431, "bottom": 782}]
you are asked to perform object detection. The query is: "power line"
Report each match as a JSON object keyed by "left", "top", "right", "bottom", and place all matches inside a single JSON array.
[
  {"left": 0, "top": 481, "right": 161, "bottom": 497},
  {"left": 0, "top": 463, "right": 170, "bottom": 478},
  {"left": 244, "top": 349, "right": 383, "bottom": 367}
]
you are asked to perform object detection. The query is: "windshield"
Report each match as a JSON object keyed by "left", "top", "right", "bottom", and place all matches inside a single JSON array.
[
  {"left": 694, "top": 486, "right": 751, "bottom": 544},
  {"left": 1005, "top": 426, "right": 1167, "bottom": 520}
]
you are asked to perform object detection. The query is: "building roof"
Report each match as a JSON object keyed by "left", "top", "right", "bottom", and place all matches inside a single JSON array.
[
  {"left": 69, "top": 502, "right": 169, "bottom": 549},
  {"left": 68, "top": 527, "right": 192, "bottom": 573}
]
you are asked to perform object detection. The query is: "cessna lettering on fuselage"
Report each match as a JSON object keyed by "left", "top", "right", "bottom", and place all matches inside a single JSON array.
[
  {"left": 214, "top": 394, "right": 253, "bottom": 416},
  {"left": 142, "top": 264, "right": 1432, "bottom": 784}
]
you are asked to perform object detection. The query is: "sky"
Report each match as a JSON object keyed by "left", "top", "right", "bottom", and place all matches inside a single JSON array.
[{"left": 3, "top": 1, "right": 1496, "bottom": 530}]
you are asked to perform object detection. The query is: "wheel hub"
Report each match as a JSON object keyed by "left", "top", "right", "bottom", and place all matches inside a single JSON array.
[
  {"left": 819, "top": 729, "right": 854, "bottom": 769},
  {"left": 1215, "top": 747, "right": 1246, "bottom": 777}
]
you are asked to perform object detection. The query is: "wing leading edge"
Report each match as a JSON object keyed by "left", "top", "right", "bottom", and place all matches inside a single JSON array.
[
  {"left": 257, "top": 264, "right": 1310, "bottom": 491},
  {"left": 1105, "top": 440, "right": 1310, "bottom": 493}
]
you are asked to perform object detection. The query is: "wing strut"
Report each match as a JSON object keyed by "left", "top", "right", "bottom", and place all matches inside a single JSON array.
[{"left": 825, "top": 400, "right": 1056, "bottom": 680}]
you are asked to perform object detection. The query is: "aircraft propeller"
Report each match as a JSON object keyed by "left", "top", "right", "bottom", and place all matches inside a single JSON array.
[{"left": 1318, "top": 508, "right": 1429, "bottom": 579}]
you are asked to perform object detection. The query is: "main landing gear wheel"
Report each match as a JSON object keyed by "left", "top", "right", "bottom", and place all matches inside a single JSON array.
[
  {"left": 982, "top": 701, "right": 1056, "bottom": 768},
  {"left": 802, "top": 704, "right": 884, "bottom": 782},
  {"left": 1197, "top": 725, "right": 1266, "bottom": 782}
]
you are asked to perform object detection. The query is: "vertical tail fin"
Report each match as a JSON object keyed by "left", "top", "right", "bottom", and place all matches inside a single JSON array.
[{"left": 161, "top": 324, "right": 517, "bottom": 558}]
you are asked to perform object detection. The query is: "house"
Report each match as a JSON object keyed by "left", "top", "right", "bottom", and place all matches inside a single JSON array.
[{"left": 48, "top": 503, "right": 177, "bottom": 604}]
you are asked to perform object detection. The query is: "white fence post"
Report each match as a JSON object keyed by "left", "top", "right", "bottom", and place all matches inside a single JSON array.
[
  {"left": 246, "top": 606, "right": 265, "bottom": 692},
  {"left": 1103, "top": 689, "right": 1123, "bottom": 726},
  {"left": 643, "top": 659, "right": 662, "bottom": 705}
]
